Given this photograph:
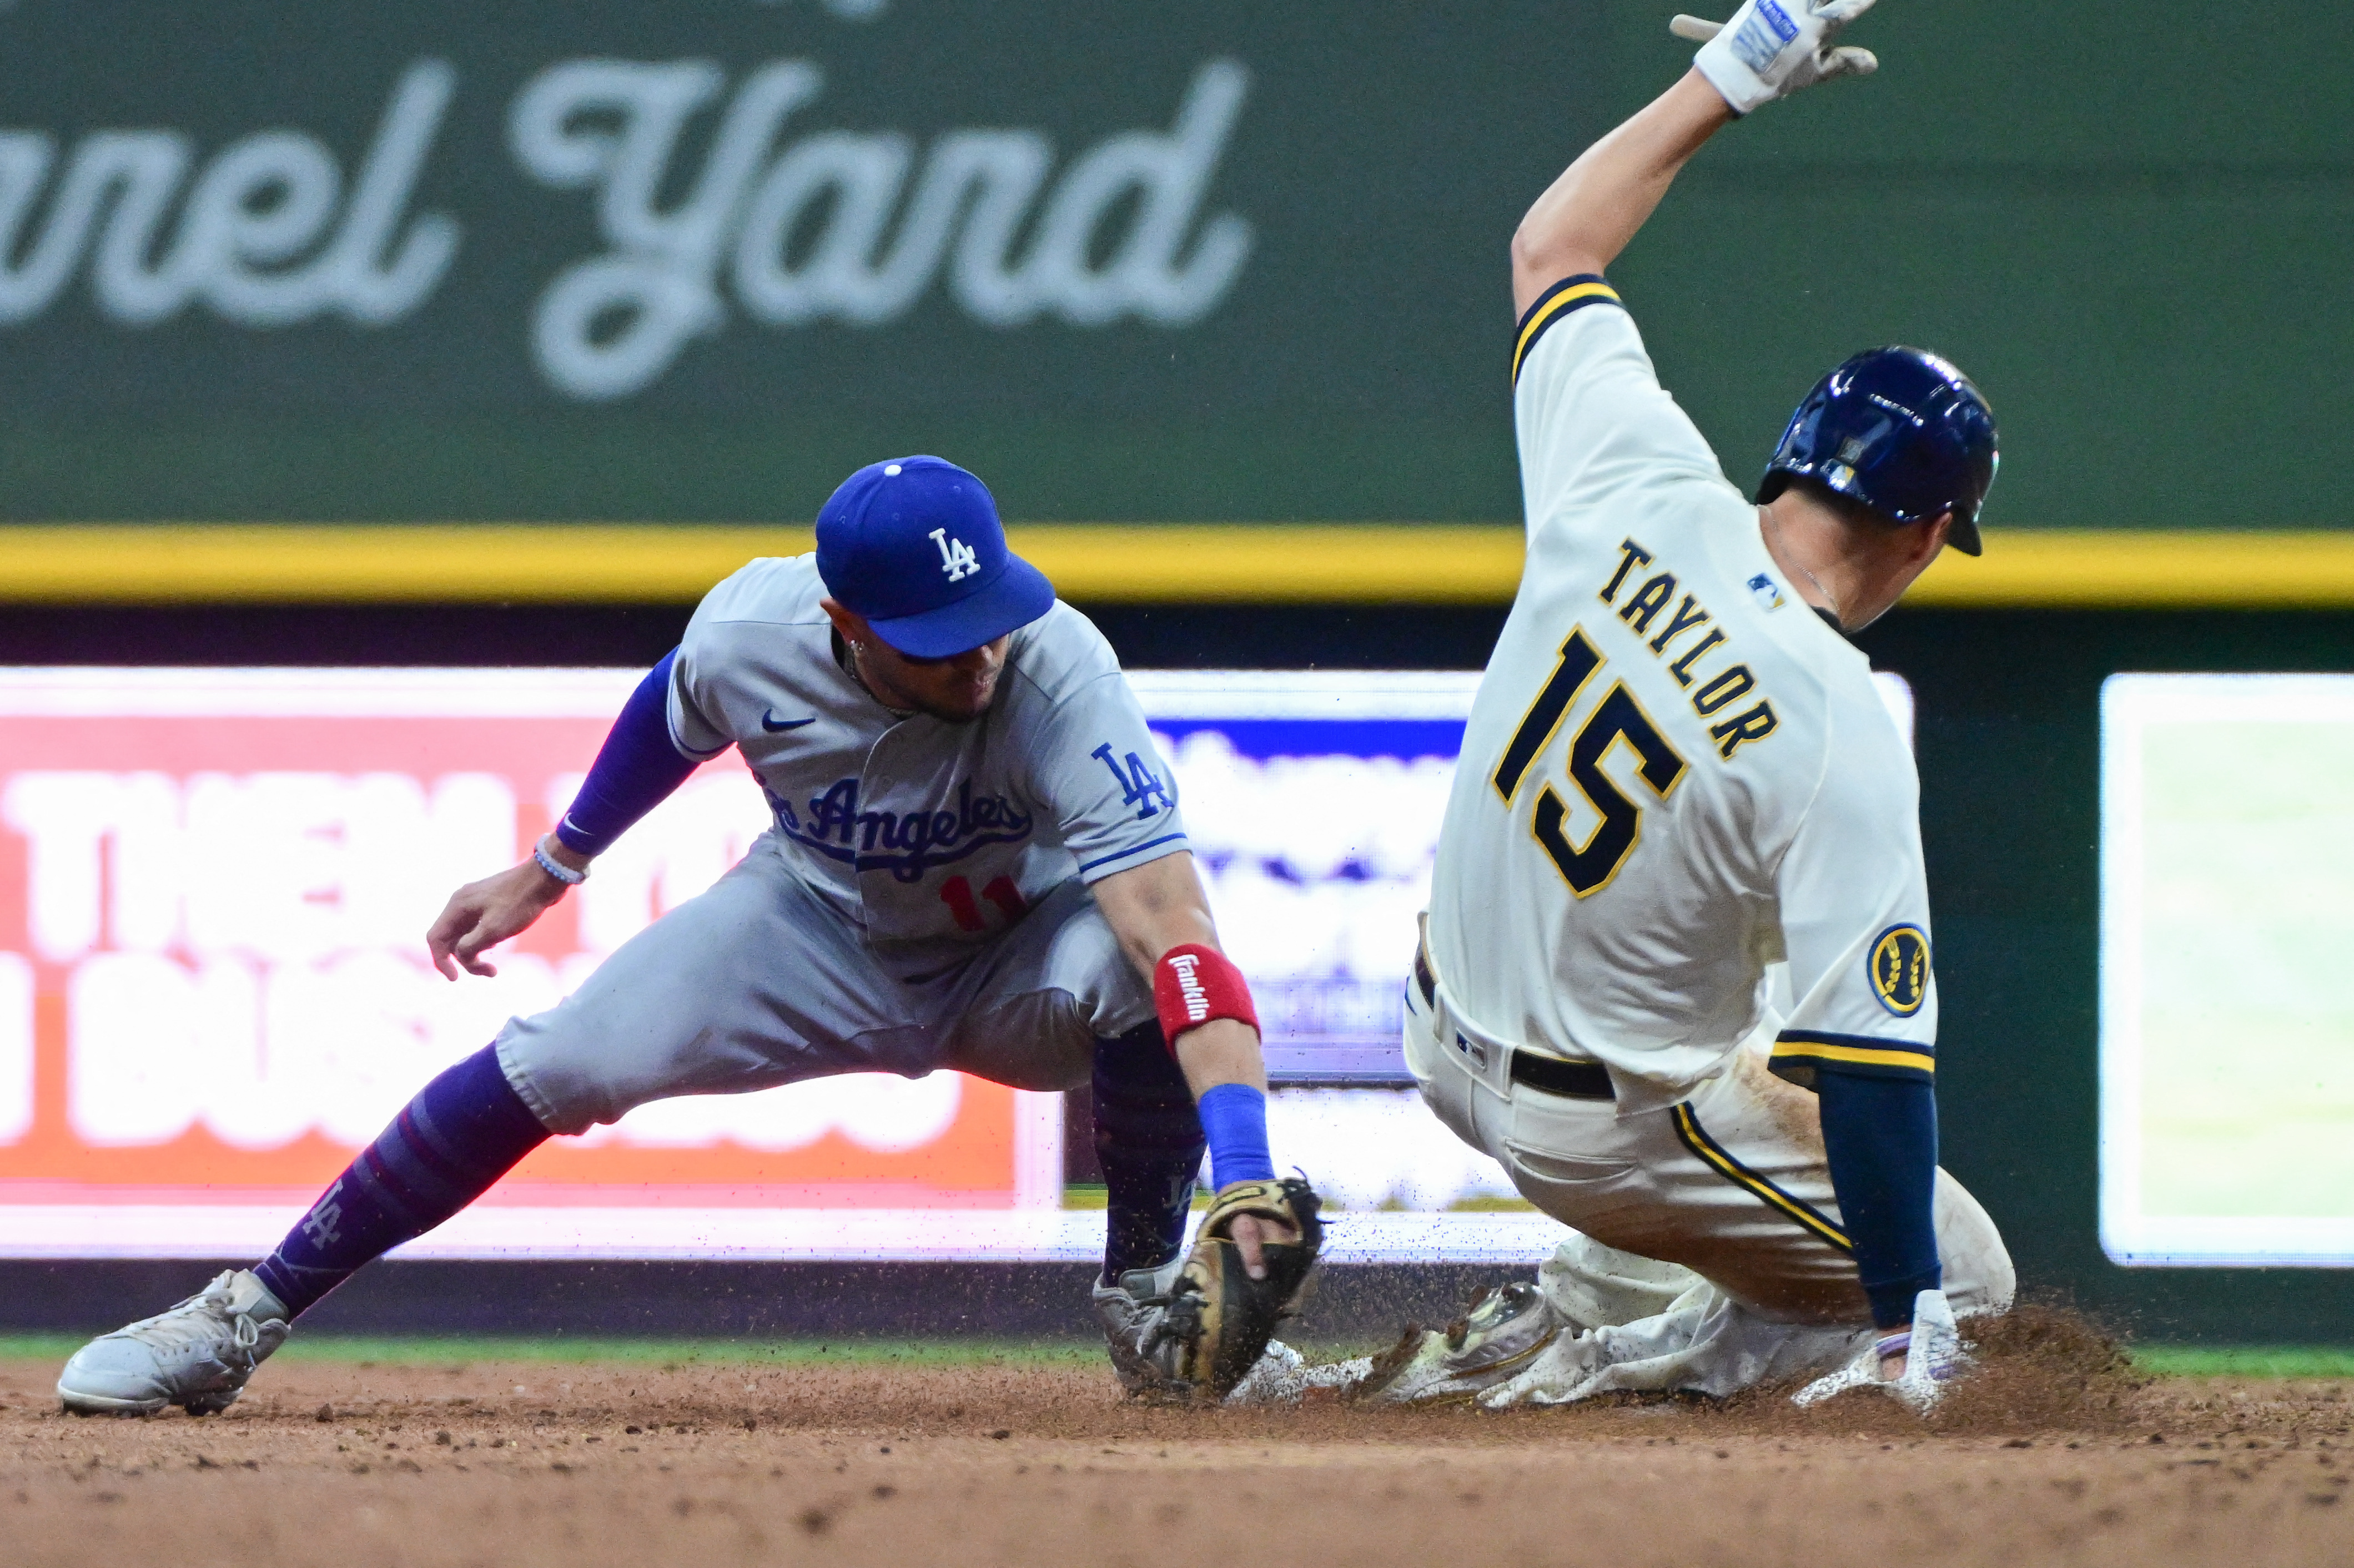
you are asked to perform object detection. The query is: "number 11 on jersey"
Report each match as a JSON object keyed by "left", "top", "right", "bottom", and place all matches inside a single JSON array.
[
  {"left": 1493, "top": 628, "right": 1689, "bottom": 899},
  {"left": 941, "top": 873, "right": 1028, "bottom": 931}
]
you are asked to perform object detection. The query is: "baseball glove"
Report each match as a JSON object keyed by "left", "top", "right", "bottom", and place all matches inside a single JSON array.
[{"left": 1160, "top": 1175, "right": 1325, "bottom": 1400}]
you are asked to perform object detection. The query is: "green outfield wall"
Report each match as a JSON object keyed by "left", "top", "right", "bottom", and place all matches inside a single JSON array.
[
  {"left": 0, "top": 1, "right": 2345, "bottom": 528},
  {"left": 1859, "top": 608, "right": 2354, "bottom": 1342}
]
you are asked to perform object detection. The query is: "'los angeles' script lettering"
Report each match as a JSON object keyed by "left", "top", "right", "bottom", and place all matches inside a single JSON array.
[{"left": 769, "top": 777, "right": 1035, "bottom": 881}]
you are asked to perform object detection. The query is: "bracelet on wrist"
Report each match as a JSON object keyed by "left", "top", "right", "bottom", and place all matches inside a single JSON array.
[{"left": 532, "top": 836, "right": 588, "bottom": 886}]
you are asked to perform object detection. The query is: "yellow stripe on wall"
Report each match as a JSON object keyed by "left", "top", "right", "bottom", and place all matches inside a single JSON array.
[
  {"left": 0, "top": 524, "right": 1524, "bottom": 605},
  {"left": 2, "top": 524, "right": 2353, "bottom": 607},
  {"left": 1904, "top": 531, "right": 2354, "bottom": 608},
  {"left": 0, "top": 525, "right": 819, "bottom": 606}
]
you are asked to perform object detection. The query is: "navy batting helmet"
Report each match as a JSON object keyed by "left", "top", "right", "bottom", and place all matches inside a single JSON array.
[{"left": 1757, "top": 347, "right": 1998, "bottom": 556}]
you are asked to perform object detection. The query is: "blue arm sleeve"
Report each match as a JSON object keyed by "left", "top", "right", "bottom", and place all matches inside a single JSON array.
[
  {"left": 1815, "top": 1068, "right": 1942, "bottom": 1329},
  {"left": 1196, "top": 1083, "right": 1276, "bottom": 1188},
  {"left": 551, "top": 650, "right": 703, "bottom": 858}
]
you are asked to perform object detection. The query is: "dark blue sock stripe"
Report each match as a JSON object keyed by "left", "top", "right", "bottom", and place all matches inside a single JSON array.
[
  {"left": 351, "top": 1142, "right": 438, "bottom": 1226},
  {"left": 380, "top": 1117, "right": 462, "bottom": 1206},
  {"left": 376, "top": 1108, "right": 487, "bottom": 1210},
  {"left": 393, "top": 1105, "right": 474, "bottom": 1188},
  {"left": 407, "top": 1068, "right": 547, "bottom": 1174},
  {"left": 254, "top": 1045, "right": 549, "bottom": 1319},
  {"left": 360, "top": 1062, "right": 547, "bottom": 1217}
]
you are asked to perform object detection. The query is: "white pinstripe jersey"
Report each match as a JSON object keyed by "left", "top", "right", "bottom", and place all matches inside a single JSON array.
[{"left": 1426, "top": 276, "right": 1938, "bottom": 1115}]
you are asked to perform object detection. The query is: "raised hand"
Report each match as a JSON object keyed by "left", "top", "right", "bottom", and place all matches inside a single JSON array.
[{"left": 1680, "top": 0, "right": 1880, "bottom": 115}]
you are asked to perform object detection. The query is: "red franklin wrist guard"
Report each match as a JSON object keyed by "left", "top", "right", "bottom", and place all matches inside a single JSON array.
[{"left": 1153, "top": 943, "right": 1259, "bottom": 1048}]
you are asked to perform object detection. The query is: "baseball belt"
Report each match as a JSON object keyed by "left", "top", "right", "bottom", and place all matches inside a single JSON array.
[{"left": 1413, "top": 929, "right": 1614, "bottom": 1102}]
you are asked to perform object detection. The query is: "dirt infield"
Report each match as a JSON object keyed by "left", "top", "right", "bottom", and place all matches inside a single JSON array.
[{"left": 7, "top": 1318, "right": 2353, "bottom": 1567}]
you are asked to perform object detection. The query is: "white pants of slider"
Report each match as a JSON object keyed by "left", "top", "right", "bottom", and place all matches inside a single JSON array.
[{"left": 1395, "top": 980, "right": 2015, "bottom": 1404}]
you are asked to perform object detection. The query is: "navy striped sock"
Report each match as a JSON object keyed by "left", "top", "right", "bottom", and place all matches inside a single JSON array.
[
  {"left": 1092, "top": 1023, "right": 1205, "bottom": 1284},
  {"left": 253, "top": 1045, "right": 550, "bottom": 1319}
]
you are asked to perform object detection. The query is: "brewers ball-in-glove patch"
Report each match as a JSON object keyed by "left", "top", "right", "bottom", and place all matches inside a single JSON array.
[{"left": 1151, "top": 1176, "right": 1325, "bottom": 1401}]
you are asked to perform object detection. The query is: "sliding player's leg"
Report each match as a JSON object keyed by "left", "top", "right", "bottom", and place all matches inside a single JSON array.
[{"left": 1369, "top": 1003, "right": 2013, "bottom": 1405}]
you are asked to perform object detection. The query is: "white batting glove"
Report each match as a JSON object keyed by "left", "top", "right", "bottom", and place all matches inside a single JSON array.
[{"left": 1672, "top": 1, "right": 1879, "bottom": 116}]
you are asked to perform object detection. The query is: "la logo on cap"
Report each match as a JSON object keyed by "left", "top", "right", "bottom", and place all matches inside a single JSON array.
[{"left": 932, "top": 527, "right": 979, "bottom": 582}]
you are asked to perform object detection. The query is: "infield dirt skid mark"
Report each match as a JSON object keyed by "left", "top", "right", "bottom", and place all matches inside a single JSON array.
[{"left": 4, "top": 1352, "right": 2353, "bottom": 1567}]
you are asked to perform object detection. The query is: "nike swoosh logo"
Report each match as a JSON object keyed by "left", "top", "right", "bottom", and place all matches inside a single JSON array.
[{"left": 761, "top": 710, "right": 819, "bottom": 732}]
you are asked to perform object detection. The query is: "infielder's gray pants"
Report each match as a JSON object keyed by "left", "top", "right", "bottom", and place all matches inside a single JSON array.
[
  {"left": 1404, "top": 979, "right": 2014, "bottom": 1328},
  {"left": 496, "top": 834, "right": 1157, "bottom": 1135}
]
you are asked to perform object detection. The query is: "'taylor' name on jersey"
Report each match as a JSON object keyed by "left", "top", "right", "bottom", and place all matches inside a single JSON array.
[{"left": 1598, "top": 538, "right": 1779, "bottom": 759}]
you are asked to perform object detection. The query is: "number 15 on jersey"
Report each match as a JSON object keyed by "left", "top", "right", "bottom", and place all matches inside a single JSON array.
[{"left": 1491, "top": 628, "right": 1688, "bottom": 898}]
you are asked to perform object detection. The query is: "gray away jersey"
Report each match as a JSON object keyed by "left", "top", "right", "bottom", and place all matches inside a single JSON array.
[{"left": 666, "top": 556, "right": 1187, "bottom": 976}]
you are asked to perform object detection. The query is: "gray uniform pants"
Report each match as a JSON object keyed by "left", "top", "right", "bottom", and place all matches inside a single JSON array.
[{"left": 496, "top": 833, "right": 1156, "bottom": 1135}]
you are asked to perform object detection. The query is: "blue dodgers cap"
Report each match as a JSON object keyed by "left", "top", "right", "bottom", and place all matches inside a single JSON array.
[{"left": 814, "top": 456, "right": 1055, "bottom": 658}]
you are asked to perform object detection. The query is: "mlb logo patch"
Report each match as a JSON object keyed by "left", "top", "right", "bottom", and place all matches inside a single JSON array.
[{"left": 1747, "top": 572, "right": 1785, "bottom": 612}]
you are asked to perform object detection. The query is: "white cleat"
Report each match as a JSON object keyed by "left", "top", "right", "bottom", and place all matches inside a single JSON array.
[
  {"left": 1351, "top": 1281, "right": 1566, "bottom": 1405},
  {"left": 57, "top": 1270, "right": 291, "bottom": 1417},
  {"left": 1793, "top": 1288, "right": 1968, "bottom": 1414}
]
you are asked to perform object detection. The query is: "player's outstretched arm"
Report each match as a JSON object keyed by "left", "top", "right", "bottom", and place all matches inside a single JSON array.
[
  {"left": 1090, "top": 850, "right": 1266, "bottom": 1097},
  {"left": 1092, "top": 850, "right": 1297, "bottom": 1279},
  {"left": 1511, "top": 2, "right": 1882, "bottom": 315},
  {"left": 428, "top": 650, "right": 706, "bottom": 980},
  {"left": 1511, "top": 69, "right": 1731, "bottom": 316}
]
